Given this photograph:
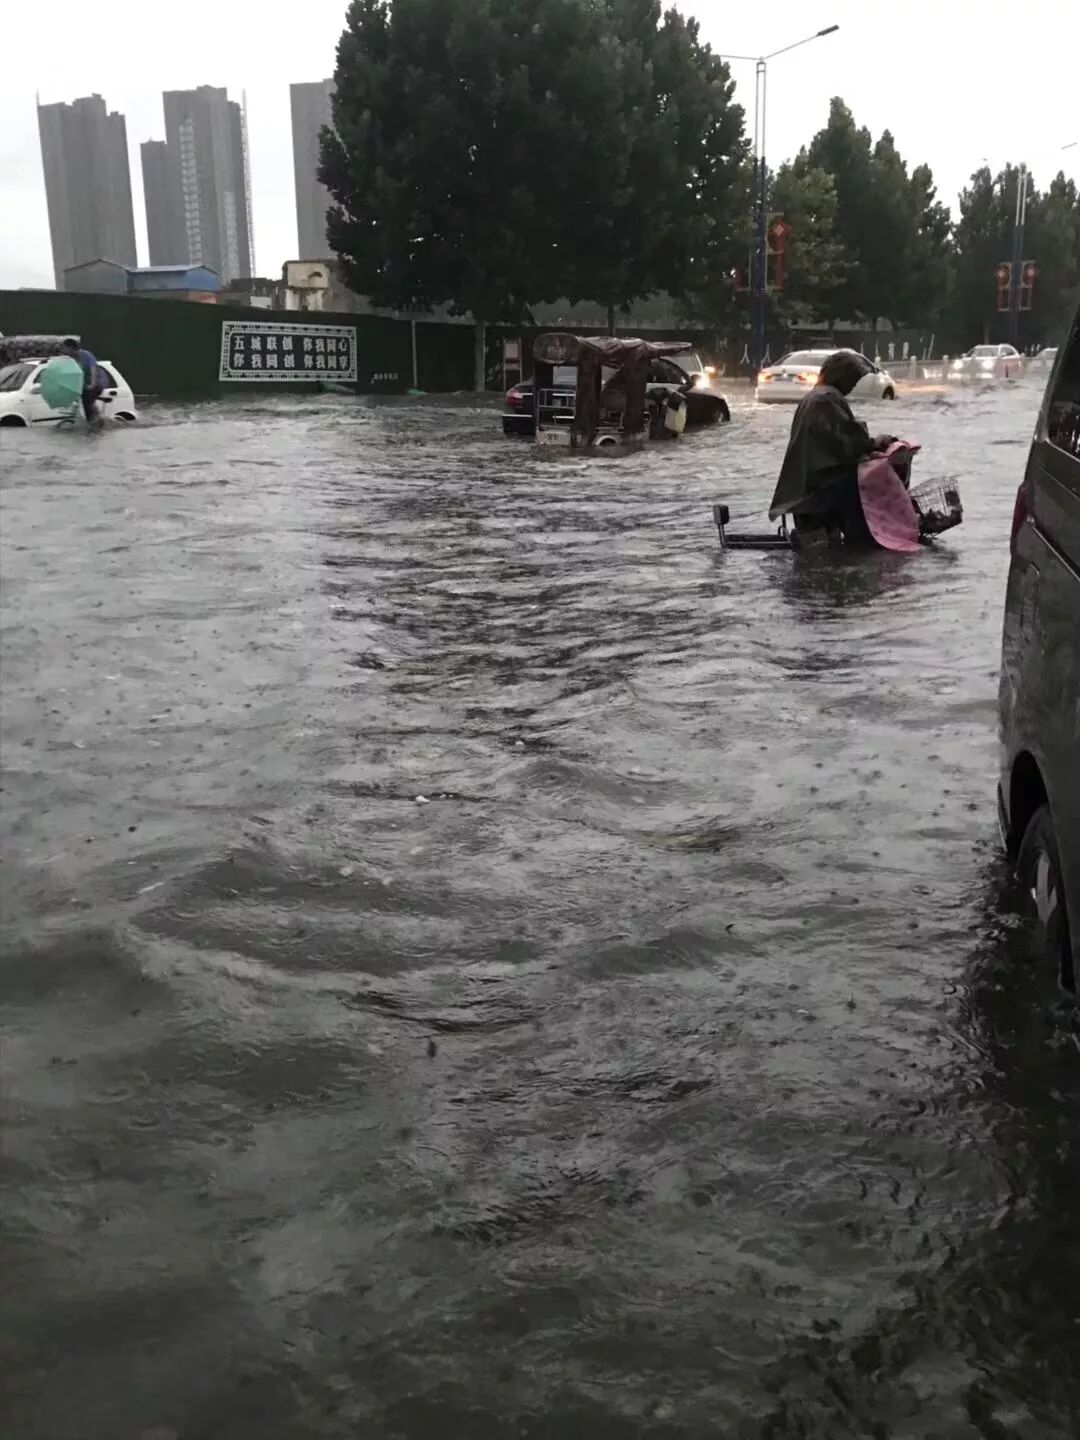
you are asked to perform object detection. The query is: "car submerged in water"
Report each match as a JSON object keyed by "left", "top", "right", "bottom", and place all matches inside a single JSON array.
[
  {"left": 950, "top": 343, "right": 1023, "bottom": 381},
  {"left": 0, "top": 335, "right": 137, "bottom": 427},
  {"left": 502, "top": 346, "right": 730, "bottom": 437}
]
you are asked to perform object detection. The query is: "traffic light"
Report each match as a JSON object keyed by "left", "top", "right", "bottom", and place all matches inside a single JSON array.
[
  {"left": 768, "top": 217, "right": 792, "bottom": 291},
  {"left": 995, "top": 262, "right": 1012, "bottom": 313},
  {"left": 1019, "top": 261, "right": 1037, "bottom": 311}
]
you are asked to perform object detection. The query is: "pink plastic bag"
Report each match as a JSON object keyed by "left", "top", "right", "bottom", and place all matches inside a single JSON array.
[{"left": 857, "top": 442, "right": 921, "bottom": 553}]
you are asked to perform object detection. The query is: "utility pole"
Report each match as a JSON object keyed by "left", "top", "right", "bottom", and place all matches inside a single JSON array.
[
  {"left": 1008, "top": 163, "right": 1028, "bottom": 345},
  {"left": 719, "top": 26, "right": 838, "bottom": 375}
]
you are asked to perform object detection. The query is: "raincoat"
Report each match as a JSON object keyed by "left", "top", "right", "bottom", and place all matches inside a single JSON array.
[{"left": 767, "top": 385, "right": 875, "bottom": 523}]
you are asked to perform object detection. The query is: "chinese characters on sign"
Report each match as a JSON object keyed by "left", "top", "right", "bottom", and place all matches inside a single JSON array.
[{"left": 218, "top": 321, "right": 358, "bottom": 383}]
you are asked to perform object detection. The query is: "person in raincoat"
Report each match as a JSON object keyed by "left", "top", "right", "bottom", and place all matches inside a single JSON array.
[{"left": 768, "top": 350, "right": 894, "bottom": 545}]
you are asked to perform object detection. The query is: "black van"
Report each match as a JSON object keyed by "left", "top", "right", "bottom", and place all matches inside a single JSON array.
[{"left": 998, "top": 305, "right": 1080, "bottom": 992}]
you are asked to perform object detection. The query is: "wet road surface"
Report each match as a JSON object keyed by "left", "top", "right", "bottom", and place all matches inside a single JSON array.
[{"left": 2, "top": 381, "right": 1079, "bottom": 1439}]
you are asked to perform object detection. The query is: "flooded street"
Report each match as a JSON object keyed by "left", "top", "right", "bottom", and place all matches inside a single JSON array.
[{"left": 3, "top": 381, "right": 1078, "bottom": 1439}]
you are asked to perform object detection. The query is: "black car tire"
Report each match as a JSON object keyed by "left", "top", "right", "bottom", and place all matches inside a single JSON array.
[
  {"left": 882, "top": 387, "right": 896, "bottom": 400},
  {"left": 1017, "top": 803, "right": 1075, "bottom": 991},
  {"left": 695, "top": 397, "right": 730, "bottom": 425}
]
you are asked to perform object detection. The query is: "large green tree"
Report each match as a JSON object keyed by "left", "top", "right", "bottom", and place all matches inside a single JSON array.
[
  {"left": 320, "top": 0, "right": 747, "bottom": 383},
  {"left": 1027, "top": 173, "right": 1080, "bottom": 344},
  {"left": 949, "top": 164, "right": 1079, "bottom": 347},
  {"left": 769, "top": 156, "right": 848, "bottom": 327},
  {"left": 804, "top": 99, "right": 951, "bottom": 329},
  {"left": 805, "top": 98, "right": 877, "bottom": 321}
]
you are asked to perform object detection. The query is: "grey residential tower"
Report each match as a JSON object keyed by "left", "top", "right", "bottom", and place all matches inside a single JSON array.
[
  {"left": 142, "top": 86, "right": 253, "bottom": 284},
  {"left": 36, "top": 94, "right": 137, "bottom": 289},
  {"left": 290, "top": 80, "right": 335, "bottom": 259}
]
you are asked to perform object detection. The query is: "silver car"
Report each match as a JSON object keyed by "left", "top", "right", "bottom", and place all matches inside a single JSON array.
[{"left": 950, "top": 343, "right": 1023, "bottom": 381}]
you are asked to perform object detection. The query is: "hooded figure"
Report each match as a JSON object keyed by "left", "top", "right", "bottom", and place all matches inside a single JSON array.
[{"left": 768, "top": 350, "right": 883, "bottom": 541}]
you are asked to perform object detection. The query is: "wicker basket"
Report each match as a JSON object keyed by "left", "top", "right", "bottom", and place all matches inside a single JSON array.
[{"left": 909, "top": 478, "right": 963, "bottom": 535}]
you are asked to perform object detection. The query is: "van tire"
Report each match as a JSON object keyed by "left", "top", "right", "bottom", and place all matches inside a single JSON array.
[
  {"left": 882, "top": 387, "right": 896, "bottom": 400},
  {"left": 1017, "top": 804, "right": 1075, "bottom": 991},
  {"left": 0, "top": 414, "right": 27, "bottom": 427}
]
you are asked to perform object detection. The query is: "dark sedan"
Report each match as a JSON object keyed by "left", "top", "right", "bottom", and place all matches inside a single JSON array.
[{"left": 502, "top": 351, "right": 731, "bottom": 436}]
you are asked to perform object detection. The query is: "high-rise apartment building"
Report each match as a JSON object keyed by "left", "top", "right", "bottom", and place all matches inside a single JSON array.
[
  {"left": 140, "top": 140, "right": 185, "bottom": 267},
  {"left": 37, "top": 94, "right": 137, "bottom": 289},
  {"left": 290, "top": 80, "right": 335, "bottom": 259},
  {"left": 142, "top": 86, "right": 253, "bottom": 284}
]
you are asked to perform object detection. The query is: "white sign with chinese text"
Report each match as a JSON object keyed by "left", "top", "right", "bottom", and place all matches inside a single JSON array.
[{"left": 218, "top": 320, "right": 358, "bottom": 383}]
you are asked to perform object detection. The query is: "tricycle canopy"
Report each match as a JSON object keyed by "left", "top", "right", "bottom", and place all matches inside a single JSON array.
[{"left": 532, "top": 332, "right": 692, "bottom": 443}]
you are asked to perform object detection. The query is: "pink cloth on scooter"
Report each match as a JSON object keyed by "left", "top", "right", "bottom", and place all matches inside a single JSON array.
[{"left": 857, "top": 442, "right": 921, "bottom": 553}]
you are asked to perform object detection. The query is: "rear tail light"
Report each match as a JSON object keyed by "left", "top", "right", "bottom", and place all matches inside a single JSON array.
[
  {"left": 1010, "top": 482, "right": 1029, "bottom": 550},
  {"left": 799, "top": 371, "right": 819, "bottom": 384},
  {"left": 507, "top": 388, "right": 524, "bottom": 406},
  {"left": 757, "top": 372, "right": 772, "bottom": 384}
]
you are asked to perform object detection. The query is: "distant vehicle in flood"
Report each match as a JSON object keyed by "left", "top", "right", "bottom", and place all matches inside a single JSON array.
[
  {"left": 950, "top": 343, "right": 1023, "bottom": 381},
  {"left": 755, "top": 349, "right": 896, "bottom": 404},
  {"left": 503, "top": 346, "right": 729, "bottom": 437},
  {"left": 0, "top": 357, "right": 137, "bottom": 427},
  {"left": 517, "top": 332, "right": 705, "bottom": 450},
  {"left": 0, "top": 335, "right": 137, "bottom": 427},
  {"left": 998, "top": 309, "right": 1080, "bottom": 993}
]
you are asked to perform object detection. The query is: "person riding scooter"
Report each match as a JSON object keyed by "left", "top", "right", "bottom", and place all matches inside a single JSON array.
[{"left": 768, "top": 350, "right": 895, "bottom": 545}]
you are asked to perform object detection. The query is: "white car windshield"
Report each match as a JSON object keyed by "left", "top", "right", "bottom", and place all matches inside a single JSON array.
[{"left": 0, "top": 362, "right": 34, "bottom": 392}]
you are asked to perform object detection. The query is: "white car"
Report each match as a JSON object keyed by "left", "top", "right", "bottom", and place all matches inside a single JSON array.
[
  {"left": 949, "top": 343, "right": 1023, "bottom": 381},
  {"left": 755, "top": 349, "right": 896, "bottom": 404},
  {"left": 1032, "top": 346, "right": 1058, "bottom": 371},
  {"left": 0, "top": 357, "right": 137, "bottom": 427}
]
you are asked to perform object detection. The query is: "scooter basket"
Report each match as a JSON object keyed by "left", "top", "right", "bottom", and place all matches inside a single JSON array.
[{"left": 909, "top": 478, "right": 963, "bottom": 535}]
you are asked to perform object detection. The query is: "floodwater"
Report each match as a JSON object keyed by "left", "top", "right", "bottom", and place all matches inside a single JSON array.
[{"left": 2, "top": 380, "right": 1078, "bottom": 1440}]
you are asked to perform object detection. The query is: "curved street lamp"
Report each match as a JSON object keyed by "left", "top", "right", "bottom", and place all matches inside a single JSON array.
[{"left": 719, "top": 25, "right": 839, "bottom": 372}]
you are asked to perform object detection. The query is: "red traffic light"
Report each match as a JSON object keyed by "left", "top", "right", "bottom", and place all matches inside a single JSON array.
[
  {"left": 1019, "top": 259, "right": 1037, "bottom": 311},
  {"left": 995, "top": 261, "right": 1012, "bottom": 312}
]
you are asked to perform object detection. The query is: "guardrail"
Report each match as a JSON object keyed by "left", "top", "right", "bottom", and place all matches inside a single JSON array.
[{"left": 888, "top": 354, "right": 1049, "bottom": 385}]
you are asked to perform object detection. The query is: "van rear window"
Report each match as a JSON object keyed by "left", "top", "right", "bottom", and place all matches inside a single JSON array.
[{"left": 1047, "top": 313, "right": 1080, "bottom": 465}]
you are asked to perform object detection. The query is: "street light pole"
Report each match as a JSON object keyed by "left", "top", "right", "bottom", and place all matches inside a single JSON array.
[
  {"left": 1007, "top": 142, "right": 1076, "bottom": 344},
  {"left": 720, "top": 25, "right": 839, "bottom": 375},
  {"left": 1008, "top": 163, "right": 1028, "bottom": 346}
]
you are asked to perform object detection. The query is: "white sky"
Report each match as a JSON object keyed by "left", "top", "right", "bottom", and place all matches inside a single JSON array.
[{"left": 2, "top": 0, "right": 1078, "bottom": 290}]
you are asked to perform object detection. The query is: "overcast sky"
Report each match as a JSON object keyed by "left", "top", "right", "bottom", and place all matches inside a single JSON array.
[{"left": 3, "top": 0, "right": 1078, "bottom": 290}]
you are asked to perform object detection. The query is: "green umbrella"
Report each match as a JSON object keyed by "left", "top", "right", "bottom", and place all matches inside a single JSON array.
[{"left": 39, "top": 355, "right": 84, "bottom": 411}]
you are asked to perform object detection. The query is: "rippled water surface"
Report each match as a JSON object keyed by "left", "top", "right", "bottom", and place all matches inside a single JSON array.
[{"left": 3, "top": 382, "right": 1079, "bottom": 1439}]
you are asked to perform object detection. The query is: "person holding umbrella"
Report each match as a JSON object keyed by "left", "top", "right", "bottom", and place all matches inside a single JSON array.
[{"left": 61, "top": 336, "right": 106, "bottom": 427}]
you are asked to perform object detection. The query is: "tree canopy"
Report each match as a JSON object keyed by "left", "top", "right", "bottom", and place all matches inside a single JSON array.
[
  {"left": 320, "top": 0, "right": 747, "bottom": 330},
  {"left": 950, "top": 164, "right": 1080, "bottom": 345},
  {"left": 320, "top": 6, "right": 1078, "bottom": 360}
]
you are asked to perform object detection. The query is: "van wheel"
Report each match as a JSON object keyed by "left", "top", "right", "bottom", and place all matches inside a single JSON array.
[
  {"left": 0, "top": 414, "right": 27, "bottom": 427},
  {"left": 882, "top": 387, "right": 896, "bottom": 400},
  {"left": 1017, "top": 804, "right": 1075, "bottom": 991}
]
